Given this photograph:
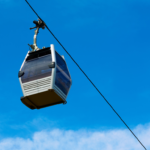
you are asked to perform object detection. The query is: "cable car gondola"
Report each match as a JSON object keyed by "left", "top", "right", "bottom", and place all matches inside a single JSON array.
[{"left": 18, "top": 19, "right": 72, "bottom": 109}]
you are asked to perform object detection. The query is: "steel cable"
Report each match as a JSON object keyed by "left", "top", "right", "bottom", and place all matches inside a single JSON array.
[{"left": 25, "top": 0, "right": 147, "bottom": 149}]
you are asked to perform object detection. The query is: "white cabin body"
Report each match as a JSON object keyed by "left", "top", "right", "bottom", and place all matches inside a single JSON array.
[{"left": 19, "top": 44, "right": 72, "bottom": 109}]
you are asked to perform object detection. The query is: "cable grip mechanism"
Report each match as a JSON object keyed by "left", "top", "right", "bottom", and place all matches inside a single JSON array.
[{"left": 28, "top": 18, "right": 46, "bottom": 51}]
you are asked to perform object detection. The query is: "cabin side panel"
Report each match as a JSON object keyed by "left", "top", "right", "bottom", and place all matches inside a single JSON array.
[{"left": 55, "top": 52, "right": 71, "bottom": 96}]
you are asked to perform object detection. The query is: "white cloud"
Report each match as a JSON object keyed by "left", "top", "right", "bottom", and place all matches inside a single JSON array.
[{"left": 0, "top": 123, "right": 150, "bottom": 150}]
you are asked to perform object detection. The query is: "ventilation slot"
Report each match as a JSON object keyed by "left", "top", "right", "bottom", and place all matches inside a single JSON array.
[{"left": 23, "top": 76, "right": 51, "bottom": 96}]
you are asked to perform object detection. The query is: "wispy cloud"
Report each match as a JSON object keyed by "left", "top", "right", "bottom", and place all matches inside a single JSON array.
[{"left": 0, "top": 123, "right": 149, "bottom": 150}]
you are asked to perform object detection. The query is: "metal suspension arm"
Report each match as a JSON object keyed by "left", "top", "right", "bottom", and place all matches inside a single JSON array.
[{"left": 28, "top": 19, "right": 45, "bottom": 51}]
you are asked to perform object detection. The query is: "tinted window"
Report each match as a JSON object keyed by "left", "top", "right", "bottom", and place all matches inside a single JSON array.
[
  {"left": 55, "top": 52, "right": 70, "bottom": 77},
  {"left": 55, "top": 67, "right": 71, "bottom": 95},
  {"left": 21, "top": 54, "right": 52, "bottom": 83},
  {"left": 55, "top": 52, "right": 71, "bottom": 95},
  {"left": 26, "top": 48, "right": 51, "bottom": 61}
]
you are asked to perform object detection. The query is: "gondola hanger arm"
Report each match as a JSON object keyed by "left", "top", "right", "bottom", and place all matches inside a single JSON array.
[{"left": 28, "top": 19, "right": 46, "bottom": 51}]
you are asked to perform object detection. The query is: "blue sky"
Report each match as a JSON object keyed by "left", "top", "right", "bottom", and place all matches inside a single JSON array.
[{"left": 0, "top": 0, "right": 150, "bottom": 149}]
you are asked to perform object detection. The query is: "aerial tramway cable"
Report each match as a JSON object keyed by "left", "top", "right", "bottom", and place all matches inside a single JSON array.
[{"left": 24, "top": 0, "right": 147, "bottom": 149}]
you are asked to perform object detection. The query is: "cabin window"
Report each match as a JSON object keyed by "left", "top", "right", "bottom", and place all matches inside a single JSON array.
[
  {"left": 55, "top": 52, "right": 70, "bottom": 77},
  {"left": 55, "top": 52, "right": 71, "bottom": 95},
  {"left": 21, "top": 54, "right": 52, "bottom": 83}
]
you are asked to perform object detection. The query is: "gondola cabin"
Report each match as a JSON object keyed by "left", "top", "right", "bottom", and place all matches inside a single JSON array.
[{"left": 19, "top": 44, "right": 72, "bottom": 109}]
